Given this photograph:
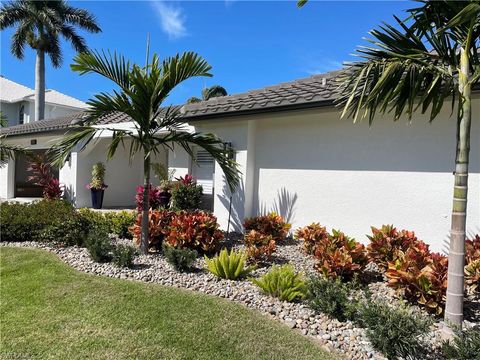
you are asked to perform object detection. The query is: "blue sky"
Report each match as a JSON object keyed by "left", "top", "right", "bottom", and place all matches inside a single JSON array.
[{"left": 1, "top": 1, "right": 413, "bottom": 105}]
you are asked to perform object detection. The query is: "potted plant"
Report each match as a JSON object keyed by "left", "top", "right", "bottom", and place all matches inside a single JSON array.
[
  {"left": 151, "top": 163, "right": 175, "bottom": 208},
  {"left": 159, "top": 180, "right": 173, "bottom": 208},
  {"left": 87, "top": 162, "right": 108, "bottom": 209}
]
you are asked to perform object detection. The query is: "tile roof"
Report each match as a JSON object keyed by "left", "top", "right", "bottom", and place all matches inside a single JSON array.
[
  {"left": 181, "top": 70, "right": 340, "bottom": 119},
  {"left": 0, "top": 76, "right": 87, "bottom": 108}
]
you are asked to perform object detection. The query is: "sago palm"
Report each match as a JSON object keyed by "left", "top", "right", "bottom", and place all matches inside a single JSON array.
[
  {"left": 334, "top": 0, "right": 479, "bottom": 333},
  {"left": 49, "top": 50, "right": 239, "bottom": 255},
  {"left": 0, "top": 0, "right": 101, "bottom": 121}
]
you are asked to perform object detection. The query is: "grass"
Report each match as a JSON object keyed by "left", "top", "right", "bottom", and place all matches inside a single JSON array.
[{"left": 1, "top": 247, "right": 337, "bottom": 360}]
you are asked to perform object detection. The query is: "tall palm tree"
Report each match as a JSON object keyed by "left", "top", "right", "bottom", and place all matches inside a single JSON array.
[
  {"left": 49, "top": 50, "right": 239, "bottom": 255},
  {"left": 333, "top": 1, "right": 479, "bottom": 333},
  {"left": 187, "top": 84, "right": 228, "bottom": 103},
  {"left": 0, "top": 0, "right": 101, "bottom": 121}
]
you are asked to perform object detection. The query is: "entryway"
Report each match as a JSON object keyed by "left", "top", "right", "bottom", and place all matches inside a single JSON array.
[{"left": 14, "top": 150, "right": 58, "bottom": 197}]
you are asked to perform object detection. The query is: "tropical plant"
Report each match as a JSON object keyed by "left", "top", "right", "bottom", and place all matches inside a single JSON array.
[
  {"left": 87, "top": 162, "right": 107, "bottom": 190},
  {"left": 465, "top": 235, "right": 480, "bottom": 294},
  {"left": 129, "top": 209, "right": 172, "bottom": 250},
  {"left": 251, "top": 265, "right": 307, "bottom": 302},
  {"left": 294, "top": 222, "right": 329, "bottom": 255},
  {"left": 162, "top": 243, "right": 198, "bottom": 272},
  {"left": 313, "top": 229, "right": 368, "bottom": 281},
  {"left": 243, "top": 230, "right": 276, "bottom": 261},
  {"left": 244, "top": 212, "right": 291, "bottom": 243},
  {"left": 204, "top": 248, "right": 255, "bottom": 280},
  {"left": 366, "top": 225, "right": 419, "bottom": 271},
  {"left": 164, "top": 211, "right": 223, "bottom": 253},
  {"left": 170, "top": 174, "right": 203, "bottom": 211},
  {"left": 27, "top": 154, "right": 62, "bottom": 199},
  {"left": 103, "top": 210, "right": 136, "bottom": 239},
  {"left": 386, "top": 242, "right": 448, "bottom": 315},
  {"left": 0, "top": 0, "right": 101, "bottom": 121},
  {"left": 49, "top": 51, "right": 239, "bottom": 255},
  {"left": 187, "top": 84, "right": 228, "bottom": 103},
  {"left": 85, "top": 227, "right": 113, "bottom": 263},
  {"left": 299, "top": 0, "right": 480, "bottom": 330},
  {"left": 357, "top": 301, "right": 432, "bottom": 360},
  {"left": 135, "top": 185, "right": 162, "bottom": 212}
]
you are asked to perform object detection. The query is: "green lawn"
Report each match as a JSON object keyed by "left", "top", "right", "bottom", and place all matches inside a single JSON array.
[{"left": 1, "top": 247, "right": 337, "bottom": 360}]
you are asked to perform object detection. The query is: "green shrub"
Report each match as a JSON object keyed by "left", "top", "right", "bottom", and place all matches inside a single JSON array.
[
  {"left": 0, "top": 200, "right": 78, "bottom": 243},
  {"left": 205, "top": 248, "right": 255, "bottom": 280},
  {"left": 86, "top": 228, "right": 113, "bottom": 263},
  {"left": 78, "top": 208, "right": 109, "bottom": 230},
  {"left": 357, "top": 301, "right": 431, "bottom": 360},
  {"left": 112, "top": 244, "right": 137, "bottom": 268},
  {"left": 40, "top": 215, "right": 89, "bottom": 246},
  {"left": 162, "top": 243, "right": 198, "bottom": 272},
  {"left": 170, "top": 174, "right": 203, "bottom": 211},
  {"left": 442, "top": 326, "right": 480, "bottom": 360},
  {"left": 104, "top": 211, "right": 136, "bottom": 239},
  {"left": 251, "top": 265, "right": 306, "bottom": 302},
  {"left": 306, "top": 277, "right": 359, "bottom": 321}
]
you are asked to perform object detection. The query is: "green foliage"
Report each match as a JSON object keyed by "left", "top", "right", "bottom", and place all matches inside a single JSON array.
[
  {"left": 306, "top": 277, "right": 359, "bottom": 322},
  {"left": 89, "top": 162, "right": 107, "bottom": 189},
  {"left": 78, "top": 207, "right": 109, "bottom": 230},
  {"left": 170, "top": 181, "right": 203, "bottom": 211},
  {"left": 442, "top": 326, "right": 480, "bottom": 360},
  {"left": 251, "top": 265, "right": 306, "bottom": 302},
  {"left": 104, "top": 211, "right": 136, "bottom": 239},
  {"left": 162, "top": 243, "right": 198, "bottom": 272},
  {"left": 204, "top": 248, "right": 255, "bottom": 280},
  {"left": 0, "top": 200, "right": 79, "bottom": 243},
  {"left": 112, "top": 244, "right": 137, "bottom": 268},
  {"left": 357, "top": 301, "right": 432, "bottom": 360},
  {"left": 85, "top": 228, "right": 113, "bottom": 263}
]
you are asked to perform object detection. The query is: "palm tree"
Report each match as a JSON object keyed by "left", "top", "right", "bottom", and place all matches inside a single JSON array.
[
  {"left": 187, "top": 84, "right": 228, "bottom": 103},
  {"left": 0, "top": 0, "right": 101, "bottom": 121},
  {"left": 49, "top": 50, "right": 239, "bottom": 255},
  {"left": 332, "top": 1, "right": 479, "bottom": 333}
]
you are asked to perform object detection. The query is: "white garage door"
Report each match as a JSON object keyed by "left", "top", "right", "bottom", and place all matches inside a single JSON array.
[{"left": 192, "top": 149, "right": 215, "bottom": 195}]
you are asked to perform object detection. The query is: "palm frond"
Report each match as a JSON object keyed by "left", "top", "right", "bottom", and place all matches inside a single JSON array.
[
  {"left": 48, "top": 127, "right": 97, "bottom": 167},
  {"left": 0, "top": 138, "right": 30, "bottom": 165}
]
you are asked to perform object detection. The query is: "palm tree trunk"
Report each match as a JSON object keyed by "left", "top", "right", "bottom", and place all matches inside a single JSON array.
[
  {"left": 35, "top": 49, "right": 46, "bottom": 122},
  {"left": 444, "top": 46, "right": 472, "bottom": 333},
  {"left": 140, "top": 155, "right": 151, "bottom": 255}
]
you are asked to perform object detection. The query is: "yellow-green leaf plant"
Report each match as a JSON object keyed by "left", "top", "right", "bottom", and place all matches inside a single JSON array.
[{"left": 204, "top": 248, "right": 255, "bottom": 280}]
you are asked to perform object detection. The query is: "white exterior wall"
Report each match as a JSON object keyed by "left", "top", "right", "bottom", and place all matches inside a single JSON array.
[{"left": 193, "top": 98, "right": 480, "bottom": 253}]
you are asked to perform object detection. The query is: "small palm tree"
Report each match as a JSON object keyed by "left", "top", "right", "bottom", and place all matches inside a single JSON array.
[
  {"left": 187, "top": 85, "right": 228, "bottom": 103},
  {"left": 0, "top": 0, "right": 101, "bottom": 121},
  {"left": 334, "top": 1, "right": 479, "bottom": 333},
  {"left": 49, "top": 50, "right": 239, "bottom": 255}
]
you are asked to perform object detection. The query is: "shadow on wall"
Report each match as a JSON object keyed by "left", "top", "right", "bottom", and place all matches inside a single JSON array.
[
  {"left": 218, "top": 180, "right": 245, "bottom": 233},
  {"left": 442, "top": 227, "right": 480, "bottom": 255},
  {"left": 258, "top": 188, "right": 298, "bottom": 225}
]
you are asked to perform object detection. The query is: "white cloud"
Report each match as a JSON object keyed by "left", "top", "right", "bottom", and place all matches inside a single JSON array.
[
  {"left": 150, "top": 1, "right": 187, "bottom": 39},
  {"left": 305, "top": 59, "right": 343, "bottom": 75}
]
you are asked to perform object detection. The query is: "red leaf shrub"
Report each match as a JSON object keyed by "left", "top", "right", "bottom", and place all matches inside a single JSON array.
[
  {"left": 386, "top": 241, "right": 448, "bottom": 315},
  {"left": 313, "top": 229, "right": 368, "bottom": 281},
  {"left": 244, "top": 230, "right": 276, "bottom": 261},
  {"left": 466, "top": 235, "right": 480, "bottom": 294},
  {"left": 367, "top": 225, "right": 419, "bottom": 271},
  {"left": 244, "top": 212, "right": 291, "bottom": 243},
  {"left": 129, "top": 210, "right": 172, "bottom": 250},
  {"left": 164, "top": 211, "right": 223, "bottom": 253},
  {"left": 294, "top": 223, "right": 329, "bottom": 255},
  {"left": 27, "top": 155, "right": 62, "bottom": 199},
  {"left": 135, "top": 185, "right": 162, "bottom": 212}
]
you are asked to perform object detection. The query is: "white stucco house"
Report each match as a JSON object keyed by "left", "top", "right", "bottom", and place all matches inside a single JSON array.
[
  {"left": 1, "top": 71, "right": 479, "bottom": 252},
  {"left": 0, "top": 76, "right": 88, "bottom": 126}
]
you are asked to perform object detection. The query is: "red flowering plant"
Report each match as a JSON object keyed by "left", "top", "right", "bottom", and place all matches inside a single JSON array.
[
  {"left": 27, "top": 154, "right": 62, "bottom": 199},
  {"left": 135, "top": 185, "right": 162, "bottom": 212}
]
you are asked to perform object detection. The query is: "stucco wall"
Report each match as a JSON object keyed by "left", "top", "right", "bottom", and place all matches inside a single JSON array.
[{"left": 192, "top": 98, "right": 480, "bottom": 252}]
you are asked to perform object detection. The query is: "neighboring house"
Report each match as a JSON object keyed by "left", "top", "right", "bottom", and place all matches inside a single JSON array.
[
  {"left": 1, "top": 71, "right": 478, "bottom": 252},
  {"left": 0, "top": 76, "right": 88, "bottom": 126}
]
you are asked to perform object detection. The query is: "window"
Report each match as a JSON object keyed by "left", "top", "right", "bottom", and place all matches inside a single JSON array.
[{"left": 19, "top": 105, "right": 24, "bottom": 124}]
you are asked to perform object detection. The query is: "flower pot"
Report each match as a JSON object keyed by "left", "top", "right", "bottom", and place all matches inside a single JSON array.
[
  {"left": 91, "top": 188, "right": 105, "bottom": 209},
  {"left": 159, "top": 190, "right": 171, "bottom": 209}
]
